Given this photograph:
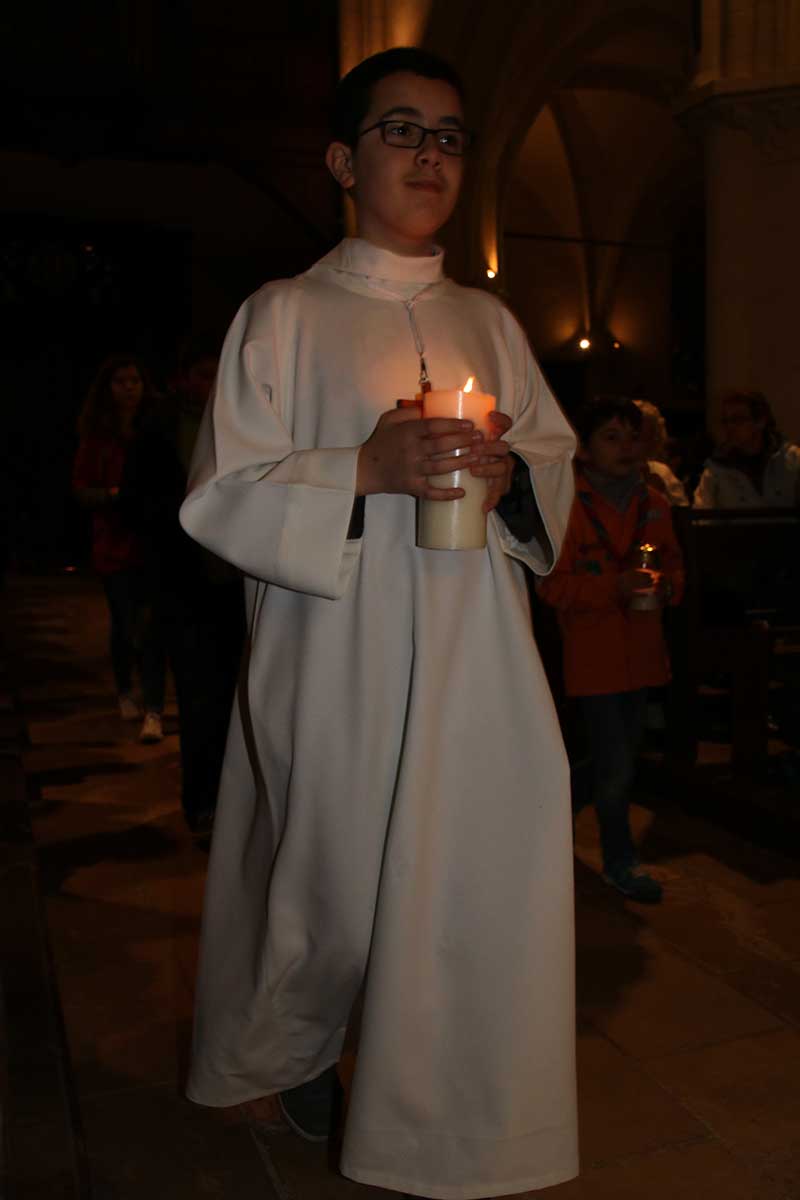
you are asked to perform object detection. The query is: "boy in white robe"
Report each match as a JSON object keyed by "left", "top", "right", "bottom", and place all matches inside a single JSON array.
[{"left": 181, "top": 47, "right": 579, "bottom": 1199}]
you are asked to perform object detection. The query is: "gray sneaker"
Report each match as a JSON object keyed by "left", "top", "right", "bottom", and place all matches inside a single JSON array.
[
  {"left": 139, "top": 712, "right": 163, "bottom": 743},
  {"left": 118, "top": 692, "right": 140, "bottom": 721}
]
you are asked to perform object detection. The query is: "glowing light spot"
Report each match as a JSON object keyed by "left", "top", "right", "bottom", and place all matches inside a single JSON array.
[
  {"left": 463, "top": 376, "right": 475, "bottom": 393},
  {"left": 612, "top": 340, "right": 621, "bottom": 350},
  {"left": 486, "top": 268, "right": 496, "bottom": 279},
  {"left": 579, "top": 337, "right": 591, "bottom": 351}
]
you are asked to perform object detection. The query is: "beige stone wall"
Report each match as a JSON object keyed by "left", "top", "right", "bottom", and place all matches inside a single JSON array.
[
  {"left": 682, "top": 0, "right": 800, "bottom": 439},
  {"left": 705, "top": 107, "right": 800, "bottom": 440}
]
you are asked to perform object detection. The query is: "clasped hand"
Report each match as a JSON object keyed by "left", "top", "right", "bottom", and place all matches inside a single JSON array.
[
  {"left": 356, "top": 407, "right": 514, "bottom": 513},
  {"left": 618, "top": 567, "right": 666, "bottom": 601}
]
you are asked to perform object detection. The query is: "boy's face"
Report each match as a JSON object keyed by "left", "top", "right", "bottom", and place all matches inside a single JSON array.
[
  {"left": 327, "top": 71, "right": 465, "bottom": 256},
  {"left": 581, "top": 416, "right": 642, "bottom": 479}
]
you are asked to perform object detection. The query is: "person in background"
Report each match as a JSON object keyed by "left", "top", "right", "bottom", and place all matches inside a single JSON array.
[
  {"left": 539, "top": 396, "right": 684, "bottom": 903},
  {"left": 72, "top": 354, "right": 166, "bottom": 743},
  {"left": 634, "top": 399, "right": 689, "bottom": 506},
  {"left": 693, "top": 389, "right": 800, "bottom": 508},
  {"left": 693, "top": 390, "right": 800, "bottom": 740},
  {"left": 122, "top": 336, "right": 244, "bottom": 834}
]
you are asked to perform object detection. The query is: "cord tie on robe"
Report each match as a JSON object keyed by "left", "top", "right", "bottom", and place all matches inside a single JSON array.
[{"left": 404, "top": 288, "right": 435, "bottom": 395}]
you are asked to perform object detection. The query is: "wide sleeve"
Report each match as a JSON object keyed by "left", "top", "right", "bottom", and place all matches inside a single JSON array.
[
  {"left": 692, "top": 464, "right": 717, "bottom": 509},
  {"left": 179, "top": 286, "right": 362, "bottom": 600},
  {"left": 490, "top": 306, "right": 576, "bottom": 575}
]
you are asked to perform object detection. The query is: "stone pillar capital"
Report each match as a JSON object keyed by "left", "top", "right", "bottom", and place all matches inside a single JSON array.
[{"left": 676, "top": 78, "right": 800, "bottom": 162}]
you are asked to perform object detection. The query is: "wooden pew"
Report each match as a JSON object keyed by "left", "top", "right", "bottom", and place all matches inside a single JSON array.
[{"left": 669, "top": 507, "right": 800, "bottom": 770}]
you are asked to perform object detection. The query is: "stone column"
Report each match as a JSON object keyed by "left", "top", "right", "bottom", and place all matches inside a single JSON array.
[
  {"left": 339, "top": 0, "right": 433, "bottom": 75},
  {"left": 680, "top": 1, "right": 800, "bottom": 438},
  {"left": 695, "top": 86, "right": 800, "bottom": 438}
]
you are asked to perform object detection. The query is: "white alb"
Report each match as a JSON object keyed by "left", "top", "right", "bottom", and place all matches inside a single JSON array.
[{"left": 180, "top": 238, "right": 579, "bottom": 1199}]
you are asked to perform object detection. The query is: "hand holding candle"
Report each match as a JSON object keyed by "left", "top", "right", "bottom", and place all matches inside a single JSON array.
[
  {"left": 621, "top": 543, "right": 663, "bottom": 610},
  {"left": 472, "top": 410, "right": 514, "bottom": 513},
  {"left": 418, "top": 378, "right": 501, "bottom": 549},
  {"left": 355, "top": 406, "right": 483, "bottom": 500}
]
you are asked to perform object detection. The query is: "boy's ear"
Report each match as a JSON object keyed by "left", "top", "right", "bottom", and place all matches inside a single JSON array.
[{"left": 326, "top": 142, "right": 355, "bottom": 190}]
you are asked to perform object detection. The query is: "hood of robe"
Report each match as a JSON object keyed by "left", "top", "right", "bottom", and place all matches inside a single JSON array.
[{"left": 309, "top": 237, "right": 445, "bottom": 302}]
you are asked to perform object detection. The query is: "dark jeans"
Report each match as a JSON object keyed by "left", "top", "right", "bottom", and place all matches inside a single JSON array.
[
  {"left": 575, "top": 689, "right": 648, "bottom": 876},
  {"left": 163, "top": 582, "right": 245, "bottom": 822},
  {"left": 102, "top": 569, "right": 166, "bottom": 712}
]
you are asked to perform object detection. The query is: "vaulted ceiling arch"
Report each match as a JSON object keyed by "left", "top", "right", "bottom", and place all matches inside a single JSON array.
[{"left": 420, "top": 0, "right": 694, "bottom": 281}]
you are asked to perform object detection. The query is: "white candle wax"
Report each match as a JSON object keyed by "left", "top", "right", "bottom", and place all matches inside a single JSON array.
[{"left": 417, "top": 384, "right": 496, "bottom": 550}]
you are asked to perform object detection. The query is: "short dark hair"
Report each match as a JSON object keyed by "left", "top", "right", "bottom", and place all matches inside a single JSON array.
[
  {"left": 332, "top": 47, "right": 465, "bottom": 148},
  {"left": 574, "top": 395, "right": 643, "bottom": 445}
]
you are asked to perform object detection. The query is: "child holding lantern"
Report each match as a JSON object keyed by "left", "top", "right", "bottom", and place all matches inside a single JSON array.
[
  {"left": 180, "top": 47, "right": 578, "bottom": 1199},
  {"left": 538, "top": 396, "right": 684, "bottom": 903}
]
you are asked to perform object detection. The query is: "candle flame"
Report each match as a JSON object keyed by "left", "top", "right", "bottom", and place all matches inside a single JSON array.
[{"left": 463, "top": 376, "right": 474, "bottom": 393}]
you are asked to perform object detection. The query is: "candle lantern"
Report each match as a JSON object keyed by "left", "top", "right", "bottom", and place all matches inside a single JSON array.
[
  {"left": 417, "top": 377, "right": 496, "bottom": 550},
  {"left": 628, "top": 542, "right": 661, "bottom": 610}
]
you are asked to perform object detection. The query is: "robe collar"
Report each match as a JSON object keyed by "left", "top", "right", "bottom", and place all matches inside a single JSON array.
[{"left": 312, "top": 237, "right": 445, "bottom": 301}]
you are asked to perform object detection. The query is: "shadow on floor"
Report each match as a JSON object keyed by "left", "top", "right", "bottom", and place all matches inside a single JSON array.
[
  {"left": 31, "top": 761, "right": 141, "bottom": 788},
  {"left": 37, "top": 821, "right": 181, "bottom": 893},
  {"left": 634, "top": 761, "right": 800, "bottom": 887}
]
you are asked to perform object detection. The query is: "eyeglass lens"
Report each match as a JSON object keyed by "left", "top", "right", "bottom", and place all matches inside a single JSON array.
[{"left": 382, "top": 121, "right": 469, "bottom": 155}]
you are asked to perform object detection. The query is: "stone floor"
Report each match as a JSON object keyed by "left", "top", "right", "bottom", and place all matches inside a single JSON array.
[{"left": 4, "top": 571, "right": 800, "bottom": 1199}]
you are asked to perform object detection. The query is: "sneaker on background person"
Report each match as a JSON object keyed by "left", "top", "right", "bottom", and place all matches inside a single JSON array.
[
  {"left": 118, "top": 692, "right": 140, "bottom": 721},
  {"left": 139, "top": 711, "right": 163, "bottom": 743}
]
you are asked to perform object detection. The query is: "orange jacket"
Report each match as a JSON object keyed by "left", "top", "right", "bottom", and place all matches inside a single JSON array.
[{"left": 538, "top": 471, "right": 684, "bottom": 696}]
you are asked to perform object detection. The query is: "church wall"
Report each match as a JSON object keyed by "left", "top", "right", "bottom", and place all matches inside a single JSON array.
[{"left": 706, "top": 117, "right": 800, "bottom": 441}]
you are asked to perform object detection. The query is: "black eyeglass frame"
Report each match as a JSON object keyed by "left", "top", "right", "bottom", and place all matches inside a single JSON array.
[{"left": 357, "top": 119, "right": 474, "bottom": 156}]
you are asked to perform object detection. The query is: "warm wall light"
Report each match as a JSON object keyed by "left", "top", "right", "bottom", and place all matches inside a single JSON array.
[
  {"left": 486, "top": 268, "right": 496, "bottom": 279},
  {"left": 578, "top": 337, "right": 591, "bottom": 351},
  {"left": 612, "top": 340, "right": 621, "bottom": 351}
]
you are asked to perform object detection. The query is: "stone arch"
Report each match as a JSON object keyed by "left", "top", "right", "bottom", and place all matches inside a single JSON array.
[{"left": 419, "top": 0, "right": 693, "bottom": 282}]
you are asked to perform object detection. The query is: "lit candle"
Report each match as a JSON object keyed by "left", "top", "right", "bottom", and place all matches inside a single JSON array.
[
  {"left": 417, "top": 377, "right": 496, "bottom": 550},
  {"left": 628, "top": 542, "right": 661, "bottom": 610}
]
